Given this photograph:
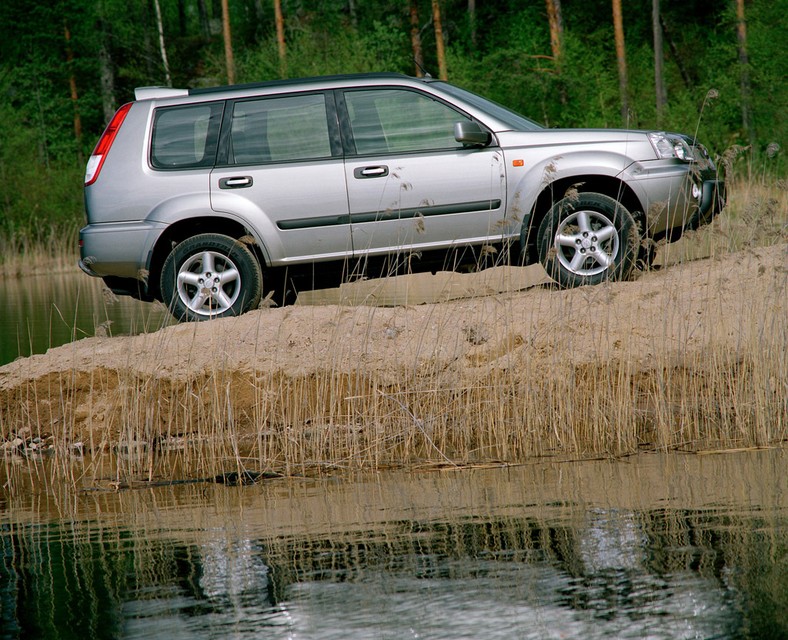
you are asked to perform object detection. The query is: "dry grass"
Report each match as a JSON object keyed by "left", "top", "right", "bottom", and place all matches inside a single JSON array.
[
  {"left": 657, "top": 177, "right": 788, "bottom": 266},
  {"left": 1, "top": 177, "right": 786, "bottom": 492},
  {"left": 0, "top": 224, "right": 79, "bottom": 276}
]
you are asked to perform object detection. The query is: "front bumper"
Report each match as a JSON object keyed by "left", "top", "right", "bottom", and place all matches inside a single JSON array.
[{"left": 687, "top": 179, "right": 727, "bottom": 230}]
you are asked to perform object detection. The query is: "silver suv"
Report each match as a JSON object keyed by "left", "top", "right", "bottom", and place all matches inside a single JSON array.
[{"left": 79, "top": 73, "right": 725, "bottom": 321}]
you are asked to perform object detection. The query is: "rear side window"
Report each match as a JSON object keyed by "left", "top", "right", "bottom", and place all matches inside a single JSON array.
[
  {"left": 151, "top": 103, "right": 223, "bottom": 169},
  {"left": 229, "top": 94, "right": 332, "bottom": 164}
]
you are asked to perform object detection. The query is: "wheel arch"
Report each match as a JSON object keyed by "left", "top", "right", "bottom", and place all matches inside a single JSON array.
[
  {"left": 521, "top": 175, "right": 645, "bottom": 262},
  {"left": 147, "top": 216, "right": 268, "bottom": 300}
]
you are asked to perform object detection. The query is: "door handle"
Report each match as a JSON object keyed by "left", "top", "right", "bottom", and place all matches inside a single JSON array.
[
  {"left": 354, "top": 166, "right": 389, "bottom": 179},
  {"left": 219, "top": 176, "right": 253, "bottom": 189}
]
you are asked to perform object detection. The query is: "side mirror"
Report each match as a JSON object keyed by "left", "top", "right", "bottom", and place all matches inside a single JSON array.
[{"left": 454, "top": 121, "right": 491, "bottom": 146}]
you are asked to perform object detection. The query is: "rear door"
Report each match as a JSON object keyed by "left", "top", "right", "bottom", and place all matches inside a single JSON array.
[
  {"left": 210, "top": 92, "right": 351, "bottom": 265},
  {"left": 339, "top": 87, "right": 505, "bottom": 259}
]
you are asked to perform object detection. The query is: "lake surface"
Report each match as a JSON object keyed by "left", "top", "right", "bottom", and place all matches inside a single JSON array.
[
  {"left": 2, "top": 449, "right": 785, "bottom": 639},
  {"left": 1, "top": 272, "right": 173, "bottom": 366}
]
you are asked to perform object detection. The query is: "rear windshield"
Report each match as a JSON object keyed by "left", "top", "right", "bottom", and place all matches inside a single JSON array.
[{"left": 151, "top": 102, "right": 223, "bottom": 169}]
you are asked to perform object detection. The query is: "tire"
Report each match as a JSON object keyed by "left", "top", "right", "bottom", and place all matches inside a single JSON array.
[
  {"left": 636, "top": 239, "right": 658, "bottom": 272},
  {"left": 160, "top": 233, "right": 262, "bottom": 321},
  {"left": 537, "top": 192, "right": 638, "bottom": 288}
]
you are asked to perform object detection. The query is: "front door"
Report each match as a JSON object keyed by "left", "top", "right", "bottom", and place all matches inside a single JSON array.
[{"left": 340, "top": 88, "right": 505, "bottom": 261}]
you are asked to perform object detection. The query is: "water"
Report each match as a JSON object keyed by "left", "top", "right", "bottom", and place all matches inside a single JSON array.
[
  {"left": 2, "top": 450, "right": 785, "bottom": 639},
  {"left": 1, "top": 272, "right": 172, "bottom": 366}
]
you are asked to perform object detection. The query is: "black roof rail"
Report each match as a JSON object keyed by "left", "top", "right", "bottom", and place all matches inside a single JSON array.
[{"left": 188, "top": 72, "right": 414, "bottom": 96}]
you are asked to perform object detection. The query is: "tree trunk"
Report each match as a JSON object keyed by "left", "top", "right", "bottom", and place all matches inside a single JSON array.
[
  {"left": 177, "top": 0, "right": 187, "bottom": 37},
  {"left": 253, "top": 0, "right": 264, "bottom": 24},
  {"left": 348, "top": 0, "right": 357, "bottom": 29},
  {"left": 652, "top": 0, "right": 666, "bottom": 125},
  {"left": 98, "top": 25, "right": 117, "bottom": 125},
  {"left": 432, "top": 0, "right": 448, "bottom": 80},
  {"left": 274, "top": 0, "right": 287, "bottom": 77},
  {"left": 545, "top": 0, "right": 563, "bottom": 68},
  {"left": 660, "top": 15, "right": 691, "bottom": 89},
  {"left": 410, "top": 0, "right": 425, "bottom": 76},
  {"left": 735, "top": 0, "right": 755, "bottom": 148},
  {"left": 197, "top": 0, "right": 211, "bottom": 39},
  {"left": 546, "top": 0, "right": 567, "bottom": 104},
  {"left": 221, "top": 0, "right": 235, "bottom": 84},
  {"left": 152, "top": 0, "right": 172, "bottom": 86},
  {"left": 612, "top": 0, "right": 629, "bottom": 124},
  {"left": 63, "top": 21, "right": 83, "bottom": 160},
  {"left": 468, "top": 0, "right": 477, "bottom": 49}
]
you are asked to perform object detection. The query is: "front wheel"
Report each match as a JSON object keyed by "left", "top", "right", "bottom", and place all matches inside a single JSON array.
[
  {"left": 160, "top": 233, "right": 262, "bottom": 321},
  {"left": 537, "top": 192, "right": 638, "bottom": 288}
]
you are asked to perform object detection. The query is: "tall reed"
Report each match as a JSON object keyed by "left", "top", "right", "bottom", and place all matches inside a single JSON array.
[
  {"left": 0, "top": 224, "right": 79, "bottom": 276},
  {"left": 0, "top": 178, "right": 786, "bottom": 492}
]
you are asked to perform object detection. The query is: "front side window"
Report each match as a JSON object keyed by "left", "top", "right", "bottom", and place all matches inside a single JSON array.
[
  {"left": 151, "top": 103, "right": 223, "bottom": 169},
  {"left": 229, "top": 93, "right": 332, "bottom": 164},
  {"left": 344, "top": 89, "right": 472, "bottom": 155}
]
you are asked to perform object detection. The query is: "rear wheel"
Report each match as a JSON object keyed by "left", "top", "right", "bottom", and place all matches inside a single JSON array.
[
  {"left": 160, "top": 233, "right": 262, "bottom": 321},
  {"left": 537, "top": 192, "right": 637, "bottom": 288}
]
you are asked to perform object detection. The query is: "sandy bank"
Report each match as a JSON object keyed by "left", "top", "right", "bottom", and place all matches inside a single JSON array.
[{"left": 1, "top": 244, "right": 786, "bottom": 475}]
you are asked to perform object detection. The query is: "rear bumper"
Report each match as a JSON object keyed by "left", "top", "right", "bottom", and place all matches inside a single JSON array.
[
  {"left": 79, "top": 220, "right": 164, "bottom": 279},
  {"left": 79, "top": 220, "right": 166, "bottom": 301},
  {"left": 78, "top": 257, "right": 100, "bottom": 277}
]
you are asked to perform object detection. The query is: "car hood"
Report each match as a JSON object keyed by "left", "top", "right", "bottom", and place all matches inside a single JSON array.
[
  {"left": 496, "top": 128, "right": 653, "bottom": 145},
  {"left": 495, "top": 128, "right": 657, "bottom": 161}
]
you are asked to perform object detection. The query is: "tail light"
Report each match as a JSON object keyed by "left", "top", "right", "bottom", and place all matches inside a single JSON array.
[{"left": 84, "top": 102, "right": 133, "bottom": 186}]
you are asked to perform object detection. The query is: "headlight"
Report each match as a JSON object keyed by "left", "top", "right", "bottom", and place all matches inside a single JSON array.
[{"left": 648, "top": 132, "right": 695, "bottom": 162}]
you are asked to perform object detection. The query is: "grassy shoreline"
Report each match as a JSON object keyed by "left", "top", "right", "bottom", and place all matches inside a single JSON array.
[
  {"left": 1, "top": 243, "right": 786, "bottom": 492},
  {"left": 0, "top": 179, "right": 786, "bottom": 492},
  {"left": 0, "top": 224, "right": 80, "bottom": 277}
]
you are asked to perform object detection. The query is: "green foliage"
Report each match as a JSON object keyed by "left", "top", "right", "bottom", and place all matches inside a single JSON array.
[
  {"left": 448, "top": 14, "right": 565, "bottom": 127},
  {"left": 551, "top": 31, "right": 622, "bottom": 128},
  {"left": 0, "top": 0, "right": 785, "bottom": 245},
  {"left": 0, "top": 89, "right": 84, "bottom": 245},
  {"left": 238, "top": 21, "right": 411, "bottom": 82}
]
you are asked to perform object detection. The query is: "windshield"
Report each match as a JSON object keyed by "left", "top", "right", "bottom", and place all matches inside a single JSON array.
[{"left": 434, "top": 82, "right": 544, "bottom": 131}]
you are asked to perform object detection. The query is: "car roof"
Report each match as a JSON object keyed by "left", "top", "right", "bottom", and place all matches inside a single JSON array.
[
  {"left": 135, "top": 73, "right": 431, "bottom": 102},
  {"left": 189, "top": 72, "right": 415, "bottom": 96}
]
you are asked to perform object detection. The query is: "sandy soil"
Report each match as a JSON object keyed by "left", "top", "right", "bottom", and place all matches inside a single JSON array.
[{"left": 1, "top": 243, "right": 786, "bottom": 457}]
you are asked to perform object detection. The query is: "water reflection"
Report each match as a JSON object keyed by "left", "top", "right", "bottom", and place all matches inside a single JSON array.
[
  {"left": 1, "top": 271, "right": 172, "bottom": 366},
  {"left": 1, "top": 450, "right": 786, "bottom": 639}
]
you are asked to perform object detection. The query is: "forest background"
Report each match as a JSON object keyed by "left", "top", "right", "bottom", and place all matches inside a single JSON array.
[{"left": 0, "top": 0, "right": 784, "bottom": 252}]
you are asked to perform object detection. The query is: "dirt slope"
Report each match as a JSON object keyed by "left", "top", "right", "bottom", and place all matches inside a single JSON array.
[{"left": 1, "top": 244, "right": 786, "bottom": 461}]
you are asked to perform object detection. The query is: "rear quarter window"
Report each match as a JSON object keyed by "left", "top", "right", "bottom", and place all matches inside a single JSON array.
[{"left": 151, "top": 103, "right": 223, "bottom": 169}]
